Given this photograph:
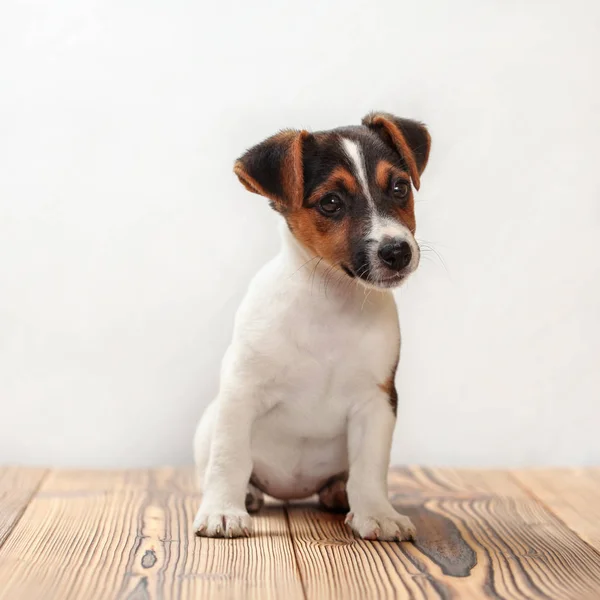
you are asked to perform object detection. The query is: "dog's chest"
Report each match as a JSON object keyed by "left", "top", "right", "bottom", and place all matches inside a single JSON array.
[
  {"left": 266, "top": 299, "right": 394, "bottom": 407},
  {"left": 245, "top": 285, "right": 400, "bottom": 442}
]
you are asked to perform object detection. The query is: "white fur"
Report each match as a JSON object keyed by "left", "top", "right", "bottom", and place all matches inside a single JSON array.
[
  {"left": 193, "top": 223, "right": 415, "bottom": 540},
  {"left": 341, "top": 138, "right": 373, "bottom": 206}
]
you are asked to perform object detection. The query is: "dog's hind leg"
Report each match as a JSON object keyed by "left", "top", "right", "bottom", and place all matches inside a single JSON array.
[
  {"left": 318, "top": 473, "right": 350, "bottom": 513},
  {"left": 245, "top": 483, "right": 264, "bottom": 513}
]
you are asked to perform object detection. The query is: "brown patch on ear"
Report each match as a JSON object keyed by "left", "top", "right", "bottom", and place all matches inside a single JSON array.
[
  {"left": 366, "top": 115, "right": 421, "bottom": 189},
  {"left": 234, "top": 161, "right": 275, "bottom": 201},
  {"left": 281, "top": 131, "right": 309, "bottom": 209},
  {"left": 233, "top": 129, "right": 309, "bottom": 212},
  {"left": 363, "top": 113, "right": 431, "bottom": 191},
  {"left": 306, "top": 166, "right": 358, "bottom": 205}
]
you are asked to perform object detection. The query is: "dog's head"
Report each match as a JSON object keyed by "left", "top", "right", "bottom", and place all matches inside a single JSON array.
[{"left": 234, "top": 112, "right": 431, "bottom": 289}]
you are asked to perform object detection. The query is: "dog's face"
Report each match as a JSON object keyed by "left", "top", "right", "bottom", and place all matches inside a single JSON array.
[{"left": 234, "top": 112, "right": 431, "bottom": 289}]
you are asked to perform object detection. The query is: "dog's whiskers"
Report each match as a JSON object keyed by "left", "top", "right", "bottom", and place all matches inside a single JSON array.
[
  {"left": 310, "top": 257, "right": 324, "bottom": 296},
  {"left": 288, "top": 256, "right": 319, "bottom": 279},
  {"left": 416, "top": 238, "right": 449, "bottom": 276},
  {"left": 361, "top": 288, "right": 373, "bottom": 311},
  {"left": 322, "top": 263, "right": 338, "bottom": 298}
]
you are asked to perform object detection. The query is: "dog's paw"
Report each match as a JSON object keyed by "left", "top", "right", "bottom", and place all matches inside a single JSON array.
[
  {"left": 345, "top": 509, "right": 415, "bottom": 541},
  {"left": 193, "top": 507, "right": 252, "bottom": 538}
]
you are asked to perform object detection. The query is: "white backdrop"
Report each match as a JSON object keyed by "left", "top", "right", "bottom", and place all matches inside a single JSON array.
[{"left": 1, "top": 0, "right": 599, "bottom": 468}]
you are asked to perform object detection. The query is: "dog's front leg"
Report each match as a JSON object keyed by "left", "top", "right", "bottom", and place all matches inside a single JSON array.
[
  {"left": 193, "top": 397, "right": 256, "bottom": 538},
  {"left": 345, "top": 395, "right": 415, "bottom": 541}
]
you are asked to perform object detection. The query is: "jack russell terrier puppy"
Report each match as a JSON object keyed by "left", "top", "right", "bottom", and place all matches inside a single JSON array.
[{"left": 193, "top": 112, "right": 431, "bottom": 540}]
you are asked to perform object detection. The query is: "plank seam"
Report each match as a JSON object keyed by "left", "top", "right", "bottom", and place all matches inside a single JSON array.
[
  {"left": 507, "top": 471, "right": 600, "bottom": 561},
  {"left": 0, "top": 468, "right": 50, "bottom": 552},
  {"left": 283, "top": 503, "right": 309, "bottom": 600}
]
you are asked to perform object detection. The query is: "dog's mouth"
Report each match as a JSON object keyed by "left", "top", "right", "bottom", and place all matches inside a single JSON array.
[
  {"left": 373, "top": 272, "right": 408, "bottom": 288},
  {"left": 340, "top": 264, "right": 409, "bottom": 289},
  {"left": 340, "top": 264, "right": 355, "bottom": 279}
]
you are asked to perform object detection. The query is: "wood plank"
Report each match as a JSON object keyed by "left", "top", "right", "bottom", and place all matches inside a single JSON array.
[
  {"left": 286, "top": 468, "right": 600, "bottom": 600},
  {"left": 284, "top": 503, "right": 444, "bottom": 600},
  {"left": 0, "top": 467, "right": 47, "bottom": 547},
  {"left": 512, "top": 468, "right": 600, "bottom": 552},
  {"left": 0, "top": 468, "right": 305, "bottom": 600}
]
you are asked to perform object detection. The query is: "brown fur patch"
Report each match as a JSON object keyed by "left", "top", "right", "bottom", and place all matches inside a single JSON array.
[
  {"left": 396, "top": 195, "right": 416, "bottom": 234},
  {"left": 379, "top": 377, "right": 399, "bottom": 415},
  {"left": 378, "top": 376, "right": 395, "bottom": 398},
  {"left": 367, "top": 115, "right": 422, "bottom": 190},
  {"left": 234, "top": 161, "right": 276, "bottom": 202},
  {"left": 286, "top": 166, "right": 359, "bottom": 267},
  {"left": 306, "top": 166, "right": 358, "bottom": 205},
  {"left": 379, "top": 353, "right": 400, "bottom": 415},
  {"left": 287, "top": 206, "right": 351, "bottom": 265},
  {"left": 375, "top": 160, "right": 416, "bottom": 234},
  {"left": 375, "top": 160, "right": 410, "bottom": 192},
  {"left": 233, "top": 130, "right": 308, "bottom": 211},
  {"left": 281, "top": 130, "right": 309, "bottom": 209}
]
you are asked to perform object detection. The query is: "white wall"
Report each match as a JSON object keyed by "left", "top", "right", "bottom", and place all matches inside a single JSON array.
[{"left": 1, "top": 0, "right": 599, "bottom": 468}]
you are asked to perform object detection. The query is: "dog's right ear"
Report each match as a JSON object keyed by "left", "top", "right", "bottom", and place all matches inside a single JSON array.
[{"left": 234, "top": 129, "right": 310, "bottom": 213}]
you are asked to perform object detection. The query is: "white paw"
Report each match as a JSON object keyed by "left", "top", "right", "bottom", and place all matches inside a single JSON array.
[
  {"left": 345, "top": 509, "right": 415, "bottom": 541},
  {"left": 193, "top": 506, "right": 252, "bottom": 538}
]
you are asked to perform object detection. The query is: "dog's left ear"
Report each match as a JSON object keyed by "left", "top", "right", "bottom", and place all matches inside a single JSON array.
[
  {"left": 362, "top": 112, "right": 431, "bottom": 190},
  {"left": 234, "top": 129, "right": 310, "bottom": 212}
]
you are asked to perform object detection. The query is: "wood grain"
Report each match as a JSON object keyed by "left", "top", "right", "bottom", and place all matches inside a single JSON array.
[
  {"left": 1, "top": 467, "right": 600, "bottom": 600},
  {"left": 285, "top": 502, "right": 446, "bottom": 600},
  {"left": 512, "top": 468, "right": 600, "bottom": 552},
  {"left": 287, "top": 468, "right": 600, "bottom": 599},
  {"left": 0, "top": 468, "right": 304, "bottom": 600},
  {"left": 395, "top": 468, "right": 600, "bottom": 599},
  {"left": 0, "top": 467, "right": 47, "bottom": 547}
]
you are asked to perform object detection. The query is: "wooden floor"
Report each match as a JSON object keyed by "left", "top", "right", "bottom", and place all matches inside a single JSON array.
[{"left": 1, "top": 468, "right": 600, "bottom": 600}]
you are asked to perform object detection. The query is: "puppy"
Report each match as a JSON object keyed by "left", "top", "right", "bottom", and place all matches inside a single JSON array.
[{"left": 193, "top": 112, "right": 431, "bottom": 540}]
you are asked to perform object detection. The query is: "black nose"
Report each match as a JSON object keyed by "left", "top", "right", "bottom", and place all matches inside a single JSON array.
[{"left": 378, "top": 240, "right": 412, "bottom": 271}]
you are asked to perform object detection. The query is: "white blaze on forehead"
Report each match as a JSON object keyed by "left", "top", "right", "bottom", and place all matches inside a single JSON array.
[{"left": 341, "top": 138, "right": 374, "bottom": 206}]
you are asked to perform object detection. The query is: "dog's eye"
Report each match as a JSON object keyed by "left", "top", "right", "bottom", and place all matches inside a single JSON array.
[
  {"left": 318, "top": 194, "right": 344, "bottom": 216},
  {"left": 392, "top": 179, "right": 410, "bottom": 200}
]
